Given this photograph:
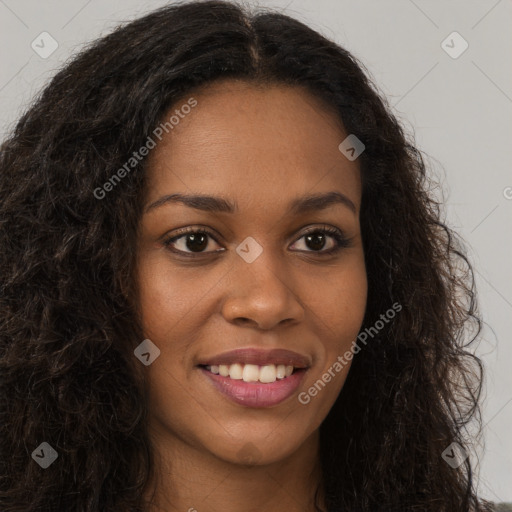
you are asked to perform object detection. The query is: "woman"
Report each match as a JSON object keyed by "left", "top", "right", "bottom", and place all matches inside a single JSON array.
[{"left": 0, "top": 1, "right": 498, "bottom": 511}]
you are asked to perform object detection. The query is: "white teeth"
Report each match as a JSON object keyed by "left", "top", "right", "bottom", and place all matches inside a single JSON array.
[
  {"left": 242, "top": 364, "right": 260, "bottom": 382},
  {"left": 228, "top": 363, "right": 243, "bottom": 380},
  {"left": 206, "top": 363, "right": 298, "bottom": 383},
  {"left": 259, "top": 364, "right": 277, "bottom": 383}
]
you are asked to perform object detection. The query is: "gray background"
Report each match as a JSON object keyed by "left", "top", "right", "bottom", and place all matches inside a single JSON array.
[{"left": 1, "top": 0, "right": 510, "bottom": 503}]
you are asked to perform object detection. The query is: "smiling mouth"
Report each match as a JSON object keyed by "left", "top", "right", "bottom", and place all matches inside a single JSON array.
[{"left": 200, "top": 363, "right": 297, "bottom": 384}]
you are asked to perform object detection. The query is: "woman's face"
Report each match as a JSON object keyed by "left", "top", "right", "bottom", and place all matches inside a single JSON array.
[{"left": 136, "top": 79, "right": 367, "bottom": 466}]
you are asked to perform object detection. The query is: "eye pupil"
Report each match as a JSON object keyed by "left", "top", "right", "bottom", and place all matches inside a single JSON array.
[
  {"left": 186, "top": 233, "right": 208, "bottom": 252},
  {"left": 306, "top": 232, "right": 325, "bottom": 251}
]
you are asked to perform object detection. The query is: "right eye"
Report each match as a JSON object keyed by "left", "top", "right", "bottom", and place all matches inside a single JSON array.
[{"left": 162, "top": 227, "right": 225, "bottom": 256}]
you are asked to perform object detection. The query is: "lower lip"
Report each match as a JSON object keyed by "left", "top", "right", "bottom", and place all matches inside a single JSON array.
[{"left": 200, "top": 367, "right": 307, "bottom": 408}]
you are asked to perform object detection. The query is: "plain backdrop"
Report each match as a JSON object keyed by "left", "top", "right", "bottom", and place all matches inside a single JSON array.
[{"left": 0, "top": 0, "right": 511, "bottom": 503}]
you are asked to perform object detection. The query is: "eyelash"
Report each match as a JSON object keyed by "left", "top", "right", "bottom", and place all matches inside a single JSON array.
[{"left": 162, "top": 225, "right": 352, "bottom": 258}]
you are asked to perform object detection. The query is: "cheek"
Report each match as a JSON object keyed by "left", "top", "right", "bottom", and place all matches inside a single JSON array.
[
  {"left": 299, "top": 265, "right": 366, "bottom": 415},
  {"left": 306, "top": 257, "right": 367, "bottom": 391},
  {"left": 135, "top": 259, "right": 205, "bottom": 429},
  {"left": 136, "top": 255, "right": 207, "bottom": 337},
  {"left": 311, "top": 260, "right": 367, "bottom": 340}
]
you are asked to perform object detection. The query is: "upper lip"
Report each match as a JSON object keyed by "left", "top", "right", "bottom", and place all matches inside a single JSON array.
[{"left": 198, "top": 348, "right": 311, "bottom": 369}]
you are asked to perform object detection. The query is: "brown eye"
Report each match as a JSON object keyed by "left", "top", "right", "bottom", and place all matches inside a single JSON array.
[
  {"left": 163, "top": 225, "right": 351, "bottom": 258},
  {"left": 163, "top": 228, "right": 223, "bottom": 255},
  {"left": 290, "top": 226, "right": 351, "bottom": 255}
]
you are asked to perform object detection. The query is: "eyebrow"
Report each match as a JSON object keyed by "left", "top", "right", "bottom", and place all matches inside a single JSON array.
[{"left": 144, "top": 191, "right": 356, "bottom": 215}]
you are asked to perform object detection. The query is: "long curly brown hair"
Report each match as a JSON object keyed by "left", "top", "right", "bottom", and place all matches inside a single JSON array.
[{"left": 0, "top": 1, "right": 492, "bottom": 511}]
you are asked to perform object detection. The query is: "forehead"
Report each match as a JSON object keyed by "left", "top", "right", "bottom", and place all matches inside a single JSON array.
[{"left": 145, "top": 80, "right": 361, "bottom": 212}]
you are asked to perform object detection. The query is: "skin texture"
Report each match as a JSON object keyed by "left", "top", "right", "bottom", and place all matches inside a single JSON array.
[{"left": 136, "top": 80, "right": 367, "bottom": 512}]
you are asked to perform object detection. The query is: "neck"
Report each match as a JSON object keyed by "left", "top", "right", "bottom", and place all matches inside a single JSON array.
[{"left": 142, "top": 425, "right": 325, "bottom": 512}]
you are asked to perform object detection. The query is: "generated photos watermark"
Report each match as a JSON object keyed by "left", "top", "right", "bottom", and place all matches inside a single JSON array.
[
  {"left": 298, "top": 302, "right": 402, "bottom": 405},
  {"left": 93, "top": 97, "right": 197, "bottom": 200}
]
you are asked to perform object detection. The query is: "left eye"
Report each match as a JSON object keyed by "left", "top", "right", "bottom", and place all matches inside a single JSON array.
[
  {"left": 290, "top": 228, "right": 347, "bottom": 253},
  {"left": 163, "top": 226, "right": 350, "bottom": 256}
]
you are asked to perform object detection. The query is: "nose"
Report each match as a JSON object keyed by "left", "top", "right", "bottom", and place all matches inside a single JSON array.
[{"left": 220, "top": 250, "right": 305, "bottom": 330}]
